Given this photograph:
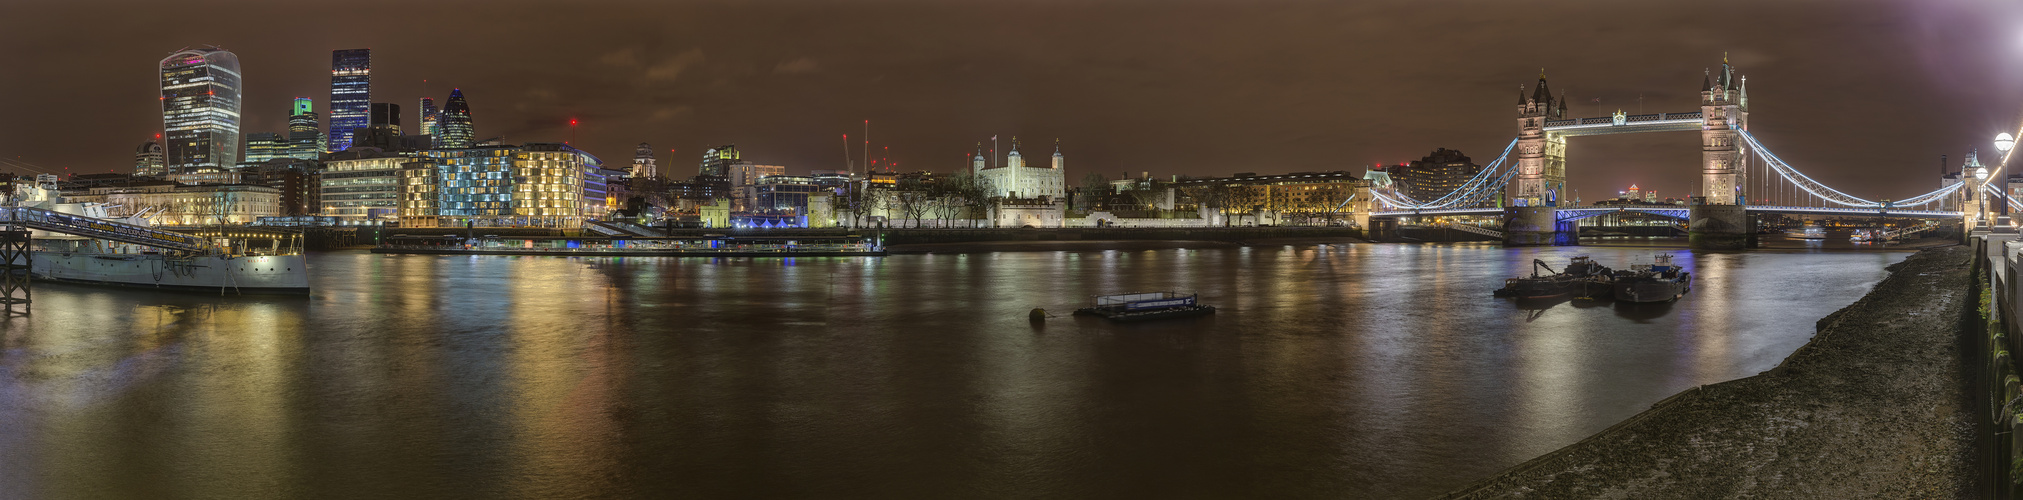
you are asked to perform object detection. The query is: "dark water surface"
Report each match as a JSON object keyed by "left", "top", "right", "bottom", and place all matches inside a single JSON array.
[{"left": 0, "top": 244, "right": 1909, "bottom": 498}]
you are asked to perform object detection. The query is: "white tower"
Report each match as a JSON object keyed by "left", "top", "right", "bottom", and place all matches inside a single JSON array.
[{"left": 1052, "top": 139, "right": 1064, "bottom": 170}]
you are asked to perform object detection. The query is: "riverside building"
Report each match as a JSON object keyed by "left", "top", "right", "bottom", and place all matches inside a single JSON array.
[{"left": 320, "top": 150, "right": 406, "bottom": 223}]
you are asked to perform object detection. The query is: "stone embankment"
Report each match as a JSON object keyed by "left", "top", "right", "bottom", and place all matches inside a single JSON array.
[{"left": 1448, "top": 246, "right": 1977, "bottom": 498}]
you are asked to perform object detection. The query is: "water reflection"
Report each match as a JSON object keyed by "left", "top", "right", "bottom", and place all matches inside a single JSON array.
[{"left": 0, "top": 245, "right": 1910, "bottom": 498}]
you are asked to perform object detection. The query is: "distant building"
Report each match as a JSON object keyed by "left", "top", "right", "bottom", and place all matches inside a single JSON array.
[
  {"left": 412, "top": 143, "right": 600, "bottom": 228},
  {"left": 160, "top": 47, "right": 242, "bottom": 168},
  {"left": 417, "top": 97, "right": 439, "bottom": 138},
  {"left": 244, "top": 133, "right": 289, "bottom": 163},
  {"left": 973, "top": 137, "right": 1065, "bottom": 200},
  {"left": 1384, "top": 148, "right": 1482, "bottom": 205},
  {"left": 397, "top": 160, "right": 439, "bottom": 227},
  {"left": 328, "top": 49, "right": 371, "bottom": 152},
  {"left": 1172, "top": 170, "right": 1369, "bottom": 225},
  {"left": 288, "top": 97, "right": 324, "bottom": 159},
  {"left": 701, "top": 145, "right": 741, "bottom": 177},
  {"left": 754, "top": 175, "right": 822, "bottom": 214},
  {"left": 631, "top": 143, "right": 657, "bottom": 179},
  {"left": 434, "top": 89, "right": 474, "bottom": 149},
  {"left": 352, "top": 102, "right": 405, "bottom": 150},
  {"left": 134, "top": 140, "right": 167, "bottom": 177},
  {"left": 729, "top": 163, "right": 785, "bottom": 212},
  {"left": 239, "top": 158, "right": 320, "bottom": 216}
]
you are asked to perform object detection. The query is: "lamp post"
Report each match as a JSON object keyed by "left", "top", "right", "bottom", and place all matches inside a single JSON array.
[
  {"left": 1977, "top": 164, "right": 1992, "bottom": 229},
  {"left": 1998, "top": 133, "right": 2015, "bottom": 219}
]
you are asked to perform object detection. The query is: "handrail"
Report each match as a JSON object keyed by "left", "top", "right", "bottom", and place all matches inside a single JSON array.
[{"left": 0, "top": 206, "right": 210, "bottom": 252}]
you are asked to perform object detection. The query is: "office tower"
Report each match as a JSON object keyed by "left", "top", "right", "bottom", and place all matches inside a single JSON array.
[
  {"left": 369, "top": 102, "right": 402, "bottom": 135},
  {"left": 244, "top": 133, "right": 289, "bottom": 163},
  {"left": 288, "top": 97, "right": 324, "bottom": 159},
  {"left": 135, "top": 140, "right": 167, "bottom": 177},
  {"left": 353, "top": 102, "right": 405, "bottom": 150},
  {"left": 418, "top": 97, "right": 439, "bottom": 137},
  {"left": 434, "top": 88, "right": 473, "bottom": 149},
  {"left": 328, "top": 49, "right": 371, "bottom": 152},
  {"left": 159, "top": 47, "right": 243, "bottom": 168},
  {"left": 631, "top": 143, "right": 656, "bottom": 179}
]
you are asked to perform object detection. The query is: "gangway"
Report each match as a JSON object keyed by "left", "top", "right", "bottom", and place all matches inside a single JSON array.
[
  {"left": 1444, "top": 223, "right": 1505, "bottom": 239},
  {"left": 584, "top": 222, "right": 627, "bottom": 236},
  {"left": 0, "top": 206, "right": 210, "bottom": 252},
  {"left": 591, "top": 220, "right": 664, "bottom": 237}
]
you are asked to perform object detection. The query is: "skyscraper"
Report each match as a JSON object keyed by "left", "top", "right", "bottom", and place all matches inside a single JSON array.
[
  {"left": 418, "top": 97, "right": 439, "bottom": 137},
  {"left": 632, "top": 143, "right": 657, "bottom": 179},
  {"left": 159, "top": 47, "right": 242, "bottom": 169},
  {"left": 354, "top": 102, "right": 404, "bottom": 150},
  {"left": 434, "top": 88, "right": 474, "bottom": 149},
  {"left": 135, "top": 140, "right": 166, "bottom": 177},
  {"left": 328, "top": 49, "right": 371, "bottom": 152},
  {"left": 288, "top": 97, "right": 324, "bottom": 160},
  {"left": 369, "top": 102, "right": 402, "bottom": 135}
]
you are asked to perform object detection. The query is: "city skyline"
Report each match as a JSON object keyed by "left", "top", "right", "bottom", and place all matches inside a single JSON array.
[{"left": 2, "top": 1, "right": 2021, "bottom": 200}]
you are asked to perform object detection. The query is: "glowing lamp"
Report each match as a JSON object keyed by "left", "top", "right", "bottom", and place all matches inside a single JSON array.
[
  {"left": 1977, "top": 166, "right": 1990, "bottom": 181},
  {"left": 1998, "top": 132, "right": 2016, "bottom": 153}
]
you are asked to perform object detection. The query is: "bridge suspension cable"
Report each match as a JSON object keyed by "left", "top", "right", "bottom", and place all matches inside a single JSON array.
[
  {"left": 1740, "top": 130, "right": 1959, "bottom": 209},
  {"left": 1371, "top": 138, "right": 1519, "bottom": 210}
]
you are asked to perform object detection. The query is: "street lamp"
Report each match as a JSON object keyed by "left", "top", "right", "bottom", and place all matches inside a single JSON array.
[{"left": 1998, "top": 132, "right": 2016, "bottom": 154}]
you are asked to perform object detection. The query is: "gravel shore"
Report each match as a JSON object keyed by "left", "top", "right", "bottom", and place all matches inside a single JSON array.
[{"left": 1448, "top": 246, "right": 1977, "bottom": 499}]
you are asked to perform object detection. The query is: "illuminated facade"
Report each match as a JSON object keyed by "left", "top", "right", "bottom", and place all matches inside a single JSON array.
[
  {"left": 418, "top": 97, "right": 439, "bottom": 138},
  {"left": 134, "top": 141, "right": 166, "bottom": 177},
  {"left": 631, "top": 142, "right": 657, "bottom": 179},
  {"left": 701, "top": 145, "right": 740, "bottom": 177},
  {"left": 328, "top": 49, "right": 371, "bottom": 152},
  {"left": 434, "top": 89, "right": 474, "bottom": 149},
  {"left": 1385, "top": 148, "right": 1483, "bottom": 206},
  {"left": 159, "top": 47, "right": 242, "bottom": 168},
  {"left": 244, "top": 133, "right": 288, "bottom": 163},
  {"left": 319, "top": 152, "right": 405, "bottom": 221},
  {"left": 416, "top": 143, "right": 595, "bottom": 227},
  {"left": 287, "top": 97, "right": 324, "bottom": 159},
  {"left": 729, "top": 163, "right": 784, "bottom": 211},
  {"left": 398, "top": 160, "right": 439, "bottom": 227},
  {"left": 973, "top": 137, "right": 1066, "bottom": 200},
  {"left": 100, "top": 183, "right": 281, "bottom": 226}
]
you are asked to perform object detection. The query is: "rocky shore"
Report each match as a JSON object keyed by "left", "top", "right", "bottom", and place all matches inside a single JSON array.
[{"left": 1447, "top": 246, "right": 1977, "bottom": 498}]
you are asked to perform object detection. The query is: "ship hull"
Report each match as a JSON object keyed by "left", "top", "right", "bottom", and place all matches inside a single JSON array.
[
  {"left": 30, "top": 251, "right": 310, "bottom": 294},
  {"left": 1612, "top": 279, "right": 1688, "bottom": 303}
]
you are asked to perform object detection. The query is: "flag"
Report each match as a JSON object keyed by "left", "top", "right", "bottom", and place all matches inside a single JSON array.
[{"left": 991, "top": 135, "right": 998, "bottom": 141}]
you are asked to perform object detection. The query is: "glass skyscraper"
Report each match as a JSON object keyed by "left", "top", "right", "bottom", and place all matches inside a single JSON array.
[
  {"left": 288, "top": 97, "right": 324, "bottom": 160},
  {"left": 159, "top": 47, "right": 242, "bottom": 169},
  {"left": 328, "top": 49, "right": 371, "bottom": 152},
  {"left": 434, "top": 89, "right": 474, "bottom": 149}
]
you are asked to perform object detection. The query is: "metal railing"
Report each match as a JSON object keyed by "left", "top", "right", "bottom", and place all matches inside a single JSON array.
[{"left": 0, "top": 207, "right": 209, "bottom": 252}]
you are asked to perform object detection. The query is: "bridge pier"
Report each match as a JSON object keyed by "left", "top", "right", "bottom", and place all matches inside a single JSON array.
[
  {"left": 1503, "top": 207, "right": 1577, "bottom": 246},
  {"left": 1689, "top": 204, "right": 1755, "bottom": 250}
]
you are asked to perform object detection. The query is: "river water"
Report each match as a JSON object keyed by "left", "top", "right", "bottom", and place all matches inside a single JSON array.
[{"left": 0, "top": 242, "right": 1910, "bottom": 498}]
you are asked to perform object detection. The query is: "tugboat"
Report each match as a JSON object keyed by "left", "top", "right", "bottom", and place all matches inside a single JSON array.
[
  {"left": 1495, "top": 256, "right": 1614, "bottom": 299},
  {"left": 1074, "top": 291, "right": 1216, "bottom": 322},
  {"left": 1612, "top": 254, "right": 1691, "bottom": 303}
]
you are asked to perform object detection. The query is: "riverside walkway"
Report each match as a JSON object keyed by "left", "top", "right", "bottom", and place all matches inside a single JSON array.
[{"left": 1447, "top": 246, "right": 1980, "bottom": 498}]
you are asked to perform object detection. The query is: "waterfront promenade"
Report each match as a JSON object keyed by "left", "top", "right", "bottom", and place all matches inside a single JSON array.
[{"left": 1447, "top": 246, "right": 1979, "bottom": 498}]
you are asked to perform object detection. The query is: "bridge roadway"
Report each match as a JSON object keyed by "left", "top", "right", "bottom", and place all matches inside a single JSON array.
[{"left": 1372, "top": 205, "right": 1964, "bottom": 220}]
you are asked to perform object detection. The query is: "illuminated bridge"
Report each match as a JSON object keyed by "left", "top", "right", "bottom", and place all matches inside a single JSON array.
[{"left": 1365, "top": 58, "right": 2006, "bottom": 248}]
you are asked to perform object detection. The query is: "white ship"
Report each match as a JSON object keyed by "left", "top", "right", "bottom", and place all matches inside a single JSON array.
[
  {"left": 31, "top": 243, "right": 309, "bottom": 294},
  {"left": 3, "top": 187, "right": 310, "bottom": 295}
]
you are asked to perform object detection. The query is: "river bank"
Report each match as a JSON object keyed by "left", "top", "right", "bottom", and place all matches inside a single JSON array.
[{"left": 1447, "top": 245, "right": 1977, "bottom": 498}]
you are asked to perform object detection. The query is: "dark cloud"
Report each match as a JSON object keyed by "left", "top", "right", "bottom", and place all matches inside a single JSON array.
[{"left": 2, "top": 0, "right": 2021, "bottom": 201}]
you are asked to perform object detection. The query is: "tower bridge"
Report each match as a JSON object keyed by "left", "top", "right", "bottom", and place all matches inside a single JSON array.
[{"left": 1368, "top": 56, "right": 1999, "bottom": 249}]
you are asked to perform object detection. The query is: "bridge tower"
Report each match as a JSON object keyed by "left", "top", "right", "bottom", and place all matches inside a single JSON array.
[
  {"left": 1689, "top": 57, "right": 1757, "bottom": 250},
  {"left": 1699, "top": 58, "right": 1749, "bottom": 204},
  {"left": 1511, "top": 71, "right": 1567, "bottom": 208}
]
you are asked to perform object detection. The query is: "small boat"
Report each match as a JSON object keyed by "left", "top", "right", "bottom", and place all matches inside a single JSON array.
[
  {"left": 1849, "top": 228, "right": 1880, "bottom": 243},
  {"left": 1787, "top": 224, "right": 1826, "bottom": 240},
  {"left": 1612, "top": 254, "right": 1691, "bottom": 303},
  {"left": 1074, "top": 291, "right": 1216, "bottom": 322}
]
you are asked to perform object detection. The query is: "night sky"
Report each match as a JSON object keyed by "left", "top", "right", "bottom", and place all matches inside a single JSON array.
[{"left": 2, "top": 0, "right": 2021, "bottom": 202}]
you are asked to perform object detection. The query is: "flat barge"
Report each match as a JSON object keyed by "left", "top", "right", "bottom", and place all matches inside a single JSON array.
[
  {"left": 1074, "top": 291, "right": 1216, "bottom": 322},
  {"left": 372, "top": 234, "right": 886, "bottom": 257}
]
